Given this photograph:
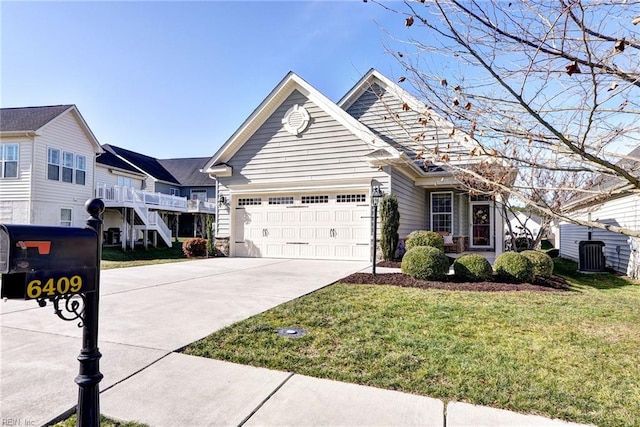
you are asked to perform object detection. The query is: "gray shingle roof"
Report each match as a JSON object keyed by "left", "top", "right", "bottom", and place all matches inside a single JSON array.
[
  {"left": 158, "top": 158, "right": 214, "bottom": 186},
  {"left": 103, "top": 144, "right": 180, "bottom": 185},
  {"left": 97, "top": 146, "right": 145, "bottom": 175},
  {"left": 0, "top": 105, "right": 74, "bottom": 132}
]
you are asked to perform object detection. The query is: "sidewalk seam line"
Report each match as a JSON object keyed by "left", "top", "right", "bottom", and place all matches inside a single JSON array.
[
  {"left": 237, "top": 372, "right": 295, "bottom": 427},
  {"left": 99, "top": 351, "right": 173, "bottom": 394}
]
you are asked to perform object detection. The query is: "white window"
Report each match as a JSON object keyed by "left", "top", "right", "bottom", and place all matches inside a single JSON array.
[
  {"left": 47, "top": 148, "right": 60, "bottom": 181},
  {"left": 62, "top": 151, "right": 74, "bottom": 183},
  {"left": 170, "top": 188, "right": 180, "bottom": 196},
  {"left": 75, "top": 155, "right": 86, "bottom": 185},
  {"left": 0, "top": 143, "right": 18, "bottom": 178},
  {"left": 431, "top": 192, "right": 453, "bottom": 233},
  {"left": 191, "top": 189, "right": 207, "bottom": 201},
  {"left": 60, "top": 208, "right": 72, "bottom": 227},
  {"left": 117, "top": 176, "right": 132, "bottom": 188}
]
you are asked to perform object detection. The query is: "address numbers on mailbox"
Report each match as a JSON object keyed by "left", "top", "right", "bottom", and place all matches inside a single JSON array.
[{"left": 26, "top": 274, "right": 84, "bottom": 299}]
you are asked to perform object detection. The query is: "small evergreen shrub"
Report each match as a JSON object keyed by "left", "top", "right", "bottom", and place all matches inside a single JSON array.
[
  {"left": 380, "top": 194, "right": 400, "bottom": 261},
  {"left": 453, "top": 254, "right": 493, "bottom": 282},
  {"left": 182, "top": 238, "right": 207, "bottom": 258},
  {"left": 493, "top": 252, "right": 534, "bottom": 283},
  {"left": 540, "top": 239, "right": 554, "bottom": 250},
  {"left": 546, "top": 249, "right": 560, "bottom": 258},
  {"left": 405, "top": 230, "right": 444, "bottom": 252},
  {"left": 521, "top": 250, "right": 554, "bottom": 278},
  {"left": 515, "top": 237, "right": 532, "bottom": 252},
  {"left": 401, "top": 246, "right": 449, "bottom": 280}
]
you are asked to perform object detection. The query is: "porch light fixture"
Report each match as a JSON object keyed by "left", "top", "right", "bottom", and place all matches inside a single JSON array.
[
  {"left": 218, "top": 195, "right": 227, "bottom": 207},
  {"left": 371, "top": 186, "right": 384, "bottom": 275}
]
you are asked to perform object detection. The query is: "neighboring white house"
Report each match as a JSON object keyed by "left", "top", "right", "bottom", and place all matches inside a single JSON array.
[
  {"left": 95, "top": 144, "right": 216, "bottom": 249},
  {"left": 203, "top": 69, "right": 511, "bottom": 261},
  {"left": 559, "top": 145, "right": 640, "bottom": 278},
  {"left": 0, "top": 105, "right": 103, "bottom": 227}
]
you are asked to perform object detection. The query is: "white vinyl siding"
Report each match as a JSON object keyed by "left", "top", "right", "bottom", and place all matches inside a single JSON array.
[
  {"left": 32, "top": 111, "right": 97, "bottom": 207},
  {"left": 346, "top": 83, "right": 467, "bottom": 165},
  {"left": 390, "top": 168, "right": 427, "bottom": 238},
  {"left": 0, "top": 137, "right": 32, "bottom": 202},
  {"left": 224, "top": 90, "right": 382, "bottom": 185},
  {"left": 560, "top": 194, "right": 640, "bottom": 275},
  {"left": 1, "top": 143, "right": 19, "bottom": 178}
]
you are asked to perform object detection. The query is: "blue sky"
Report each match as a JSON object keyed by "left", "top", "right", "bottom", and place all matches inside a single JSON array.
[{"left": 1, "top": 1, "right": 411, "bottom": 159}]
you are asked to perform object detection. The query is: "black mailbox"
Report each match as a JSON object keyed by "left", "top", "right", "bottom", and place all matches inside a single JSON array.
[{"left": 0, "top": 224, "right": 98, "bottom": 300}]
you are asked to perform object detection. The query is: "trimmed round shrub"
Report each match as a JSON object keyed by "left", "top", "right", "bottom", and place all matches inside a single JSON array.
[
  {"left": 453, "top": 254, "right": 493, "bottom": 282},
  {"left": 405, "top": 230, "right": 444, "bottom": 251},
  {"left": 401, "top": 246, "right": 449, "bottom": 280},
  {"left": 493, "top": 252, "right": 534, "bottom": 283},
  {"left": 521, "top": 250, "right": 554, "bottom": 278},
  {"left": 182, "top": 238, "right": 207, "bottom": 258}
]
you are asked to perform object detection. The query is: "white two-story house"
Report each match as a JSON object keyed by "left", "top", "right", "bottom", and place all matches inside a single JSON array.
[{"left": 0, "top": 105, "right": 103, "bottom": 227}]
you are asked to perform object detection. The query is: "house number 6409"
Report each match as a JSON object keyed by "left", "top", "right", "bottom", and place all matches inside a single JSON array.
[{"left": 26, "top": 276, "right": 83, "bottom": 299}]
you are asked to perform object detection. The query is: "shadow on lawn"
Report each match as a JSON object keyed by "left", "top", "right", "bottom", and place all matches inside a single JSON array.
[{"left": 553, "top": 258, "right": 638, "bottom": 290}]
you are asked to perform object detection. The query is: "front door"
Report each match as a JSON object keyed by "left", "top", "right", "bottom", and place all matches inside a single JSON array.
[{"left": 470, "top": 202, "right": 493, "bottom": 248}]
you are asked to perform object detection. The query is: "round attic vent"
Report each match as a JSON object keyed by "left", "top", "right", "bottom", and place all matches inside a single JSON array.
[{"left": 282, "top": 104, "right": 310, "bottom": 136}]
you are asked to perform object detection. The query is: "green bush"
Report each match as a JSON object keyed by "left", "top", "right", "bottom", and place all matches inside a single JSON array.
[
  {"left": 540, "top": 239, "right": 554, "bottom": 250},
  {"left": 453, "top": 254, "right": 493, "bottom": 282},
  {"left": 405, "top": 230, "right": 444, "bottom": 251},
  {"left": 493, "top": 252, "right": 534, "bottom": 283},
  {"left": 515, "top": 237, "right": 532, "bottom": 252},
  {"left": 521, "top": 250, "right": 554, "bottom": 278},
  {"left": 182, "top": 238, "right": 208, "bottom": 258},
  {"left": 401, "top": 246, "right": 449, "bottom": 280},
  {"left": 380, "top": 194, "right": 400, "bottom": 261},
  {"left": 546, "top": 248, "right": 560, "bottom": 258}
]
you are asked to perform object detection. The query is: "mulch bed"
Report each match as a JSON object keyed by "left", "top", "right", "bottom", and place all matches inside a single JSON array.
[{"left": 340, "top": 261, "right": 570, "bottom": 292}]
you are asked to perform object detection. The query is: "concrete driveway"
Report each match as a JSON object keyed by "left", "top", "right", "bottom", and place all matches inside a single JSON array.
[{"left": 0, "top": 258, "right": 369, "bottom": 425}]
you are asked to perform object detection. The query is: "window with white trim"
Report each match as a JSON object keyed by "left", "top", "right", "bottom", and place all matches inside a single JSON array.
[
  {"left": 75, "top": 155, "right": 86, "bottom": 185},
  {"left": 0, "top": 143, "right": 18, "bottom": 178},
  {"left": 301, "top": 195, "right": 328, "bottom": 204},
  {"left": 47, "top": 147, "right": 86, "bottom": 185},
  {"left": 431, "top": 192, "right": 453, "bottom": 233},
  {"left": 60, "top": 208, "right": 72, "bottom": 227},
  {"left": 337, "top": 194, "right": 366, "bottom": 203},
  {"left": 117, "top": 176, "right": 132, "bottom": 188},
  {"left": 62, "top": 151, "right": 74, "bottom": 183},
  {"left": 238, "top": 198, "right": 262, "bottom": 206},
  {"left": 268, "top": 196, "right": 294, "bottom": 205},
  {"left": 170, "top": 188, "right": 180, "bottom": 196},
  {"left": 47, "top": 148, "right": 60, "bottom": 181}
]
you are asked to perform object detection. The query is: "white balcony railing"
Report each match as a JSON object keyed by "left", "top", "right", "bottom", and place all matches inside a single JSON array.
[
  {"left": 187, "top": 199, "right": 217, "bottom": 214},
  {"left": 95, "top": 184, "right": 188, "bottom": 211}
]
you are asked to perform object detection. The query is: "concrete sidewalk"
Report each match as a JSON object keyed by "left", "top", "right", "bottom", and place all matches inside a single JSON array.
[
  {"left": 100, "top": 353, "right": 590, "bottom": 427},
  {"left": 1, "top": 258, "right": 593, "bottom": 426}
]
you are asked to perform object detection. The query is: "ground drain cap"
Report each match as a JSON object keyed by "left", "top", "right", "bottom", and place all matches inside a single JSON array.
[{"left": 276, "top": 327, "right": 306, "bottom": 338}]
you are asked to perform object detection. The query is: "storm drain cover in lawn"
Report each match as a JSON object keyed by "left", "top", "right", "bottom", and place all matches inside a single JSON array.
[{"left": 276, "top": 327, "right": 306, "bottom": 338}]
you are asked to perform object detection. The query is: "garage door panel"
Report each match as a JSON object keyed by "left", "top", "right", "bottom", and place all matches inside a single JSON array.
[
  {"left": 233, "top": 192, "right": 370, "bottom": 261},
  {"left": 300, "top": 228, "right": 315, "bottom": 240}
]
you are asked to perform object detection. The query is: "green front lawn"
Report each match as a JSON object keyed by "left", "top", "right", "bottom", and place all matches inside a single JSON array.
[
  {"left": 101, "top": 241, "right": 191, "bottom": 269},
  {"left": 185, "top": 259, "right": 640, "bottom": 427}
]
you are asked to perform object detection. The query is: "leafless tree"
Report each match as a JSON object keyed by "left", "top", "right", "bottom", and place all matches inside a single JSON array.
[{"left": 367, "top": 0, "right": 640, "bottom": 236}]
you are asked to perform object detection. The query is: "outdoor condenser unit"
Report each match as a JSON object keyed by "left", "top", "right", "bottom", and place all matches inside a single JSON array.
[{"left": 578, "top": 241, "right": 606, "bottom": 272}]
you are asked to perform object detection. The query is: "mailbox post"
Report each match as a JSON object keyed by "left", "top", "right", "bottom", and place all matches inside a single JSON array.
[{"left": 0, "top": 198, "right": 105, "bottom": 427}]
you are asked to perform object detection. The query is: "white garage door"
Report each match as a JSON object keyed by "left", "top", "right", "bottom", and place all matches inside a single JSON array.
[{"left": 233, "top": 192, "right": 371, "bottom": 260}]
